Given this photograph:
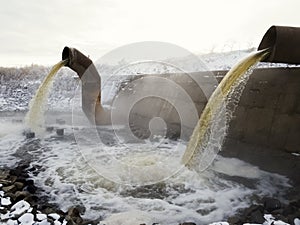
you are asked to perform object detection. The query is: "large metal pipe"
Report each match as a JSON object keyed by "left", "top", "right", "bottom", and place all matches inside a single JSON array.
[
  {"left": 258, "top": 25, "right": 300, "bottom": 64},
  {"left": 62, "top": 46, "right": 93, "bottom": 78},
  {"left": 62, "top": 46, "right": 110, "bottom": 124}
]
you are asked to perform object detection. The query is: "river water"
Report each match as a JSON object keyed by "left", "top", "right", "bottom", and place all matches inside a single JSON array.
[{"left": 0, "top": 53, "right": 291, "bottom": 224}]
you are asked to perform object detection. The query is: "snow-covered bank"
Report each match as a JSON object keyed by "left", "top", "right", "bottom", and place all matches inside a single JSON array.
[
  {"left": 1, "top": 48, "right": 298, "bottom": 112},
  {"left": 1, "top": 49, "right": 299, "bottom": 224}
]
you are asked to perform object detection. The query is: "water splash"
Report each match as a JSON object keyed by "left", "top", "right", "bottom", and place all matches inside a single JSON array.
[
  {"left": 182, "top": 49, "right": 269, "bottom": 170},
  {"left": 25, "top": 60, "right": 68, "bottom": 133}
]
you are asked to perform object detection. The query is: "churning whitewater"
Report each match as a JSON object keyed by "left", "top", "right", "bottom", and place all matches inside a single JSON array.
[
  {"left": 0, "top": 49, "right": 292, "bottom": 224},
  {"left": 0, "top": 120, "right": 290, "bottom": 224}
]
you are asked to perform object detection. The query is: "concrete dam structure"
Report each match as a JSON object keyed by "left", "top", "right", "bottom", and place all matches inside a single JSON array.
[
  {"left": 62, "top": 25, "right": 300, "bottom": 187},
  {"left": 218, "top": 67, "right": 300, "bottom": 153},
  {"left": 107, "top": 66, "right": 300, "bottom": 154},
  {"left": 214, "top": 68, "right": 300, "bottom": 187}
]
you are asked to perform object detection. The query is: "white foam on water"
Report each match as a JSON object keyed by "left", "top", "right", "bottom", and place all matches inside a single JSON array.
[
  {"left": 100, "top": 210, "right": 154, "bottom": 225},
  {"left": 0, "top": 113, "right": 292, "bottom": 224},
  {"left": 79, "top": 139, "right": 186, "bottom": 185},
  {"left": 0, "top": 118, "right": 24, "bottom": 167},
  {"left": 0, "top": 119, "right": 24, "bottom": 139},
  {"left": 6, "top": 124, "right": 287, "bottom": 224},
  {"left": 0, "top": 53, "right": 294, "bottom": 223},
  {"left": 212, "top": 157, "right": 261, "bottom": 179}
]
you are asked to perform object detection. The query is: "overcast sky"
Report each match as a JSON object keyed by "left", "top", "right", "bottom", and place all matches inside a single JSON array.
[{"left": 1, "top": 0, "right": 299, "bottom": 66}]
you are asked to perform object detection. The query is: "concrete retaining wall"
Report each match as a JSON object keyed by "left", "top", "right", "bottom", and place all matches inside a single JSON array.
[
  {"left": 114, "top": 67, "right": 300, "bottom": 185},
  {"left": 216, "top": 67, "right": 300, "bottom": 186},
  {"left": 123, "top": 67, "right": 300, "bottom": 153},
  {"left": 225, "top": 67, "right": 300, "bottom": 153}
]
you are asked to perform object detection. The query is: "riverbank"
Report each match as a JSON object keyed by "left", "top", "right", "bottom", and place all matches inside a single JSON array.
[
  {"left": 1, "top": 163, "right": 300, "bottom": 225},
  {"left": 0, "top": 162, "right": 101, "bottom": 225}
]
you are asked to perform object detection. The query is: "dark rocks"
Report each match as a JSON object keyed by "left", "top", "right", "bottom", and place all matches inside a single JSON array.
[
  {"left": 0, "top": 167, "right": 35, "bottom": 207},
  {"left": 2, "top": 184, "right": 17, "bottom": 193},
  {"left": 283, "top": 204, "right": 297, "bottom": 217},
  {"left": 25, "top": 131, "right": 35, "bottom": 139},
  {"left": 240, "top": 204, "right": 265, "bottom": 224},
  {"left": 4, "top": 175, "right": 17, "bottom": 184},
  {"left": 226, "top": 198, "right": 300, "bottom": 225},
  {"left": 9, "top": 166, "right": 29, "bottom": 178},
  {"left": 0, "top": 165, "right": 101, "bottom": 225},
  {"left": 46, "top": 126, "right": 54, "bottom": 132},
  {"left": 24, "top": 194, "right": 38, "bottom": 205},
  {"left": 66, "top": 207, "right": 84, "bottom": 224},
  {"left": 272, "top": 208, "right": 284, "bottom": 215},
  {"left": 25, "top": 184, "right": 37, "bottom": 194},
  {"left": 24, "top": 179, "right": 34, "bottom": 186},
  {"left": 281, "top": 201, "right": 300, "bottom": 224},
  {"left": 227, "top": 215, "right": 241, "bottom": 224},
  {"left": 291, "top": 199, "right": 300, "bottom": 208},
  {"left": 14, "top": 181, "right": 24, "bottom": 190},
  {"left": 249, "top": 208, "right": 265, "bottom": 224},
  {"left": 38, "top": 203, "right": 59, "bottom": 214},
  {"left": 179, "top": 223, "right": 196, "bottom": 225},
  {"left": 264, "top": 197, "right": 281, "bottom": 212},
  {"left": 197, "top": 207, "right": 217, "bottom": 216},
  {"left": 65, "top": 206, "right": 101, "bottom": 224},
  {"left": 15, "top": 191, "right": 30, "bottom": 201},
  {"left": 67, "top": 207, "right": 81, "bottom": 218},
  {"left": 243, "top": 204, "right": 264, "bottom": 217},
  {"left": 56, "top": 128, "right": 64, "bottom": 136},
  {"left": 1, "top": 161, "right": 299, "bottom": 225}
]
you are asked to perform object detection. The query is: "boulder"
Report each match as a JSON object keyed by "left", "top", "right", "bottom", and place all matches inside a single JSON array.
[{"left": 264, "top": 198, "right": 281, "bottom": 212}]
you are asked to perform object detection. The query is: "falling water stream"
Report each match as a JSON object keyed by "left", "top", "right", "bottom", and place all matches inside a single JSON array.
[
  {"left": 6, "top": 49, "right": 292, "bottom": 224},
  {"left": 25, "top": 50, "right": 269, "bottom": 171},
  {"left": 25, "top": 59, "right": 68, "bottom": 133},
  {"left": 182, "top": 49, "right": 269, "bottom": 169}
]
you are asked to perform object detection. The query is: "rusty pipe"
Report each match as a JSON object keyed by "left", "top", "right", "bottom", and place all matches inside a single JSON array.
[
  {"left": 62, "top": 46, "right": 93, "bottom": 78},
  {"left": 62, "top": 46, "right": 107, "bottom": 124},
  {"left": 258, "top": 25, "right": 300, "bottom": 64}
]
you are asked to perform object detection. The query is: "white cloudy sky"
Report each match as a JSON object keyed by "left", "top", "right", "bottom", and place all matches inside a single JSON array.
[{"left": 0, "top": 0, "right": 299, "bottom": 66}]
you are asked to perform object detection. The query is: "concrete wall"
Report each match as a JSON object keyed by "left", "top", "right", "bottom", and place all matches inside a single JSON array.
[
  {"left": 111, "top": 68, "right": 300, "bottom": 152},
  {"left": 121, "top": 67, "right": 300, "bottom": 154},
  {"left": 218, "top": 67, "right": 300, "bottom": 186},
  {"left": 114, "top": 72, "right": 210, "bottom": 139},
  {"left": 224, "top": 67, "right": 300, "bottom": 153},
  {"left": 109, "top": 67, "right": 300, "bottom": 184}
]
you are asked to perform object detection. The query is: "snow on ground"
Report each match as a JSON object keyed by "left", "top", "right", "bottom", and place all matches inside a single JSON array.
[
  {"left": 0, "top": 49, "right": 299, "bottom": 224},
  {"left": 0, "top": 198, "right": 67, "bottom": 225},
  {"left": 1, "top": 48, "right": 297, "bottom": 113}
]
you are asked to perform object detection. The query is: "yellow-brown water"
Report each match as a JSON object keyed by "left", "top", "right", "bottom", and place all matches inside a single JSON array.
[
  {"left": 181, "top": 49, "right": 269, "bottom": 168},
  {"left": 25, "top": 60, "right": 68, "bottom": 133}
]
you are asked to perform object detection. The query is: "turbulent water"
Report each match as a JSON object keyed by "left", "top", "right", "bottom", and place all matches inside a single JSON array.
[
  {"left": 0, "top": 50, "right": 293, "bottom": 224},
  {"left": 0, "top": 120, "right": 290, "bottom": 224}
]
